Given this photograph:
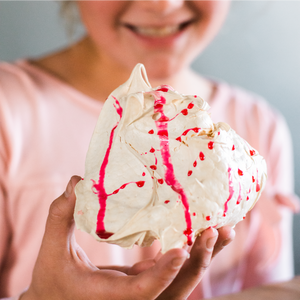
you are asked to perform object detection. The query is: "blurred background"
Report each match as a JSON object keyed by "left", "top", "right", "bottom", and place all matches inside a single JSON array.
[{"left": 0, "top": 1, "right": 299, "bottom": 274}]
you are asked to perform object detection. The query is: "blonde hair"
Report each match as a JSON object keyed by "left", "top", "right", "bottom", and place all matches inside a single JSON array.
[
  {"left": 58, "top": 0, "right": 75, "bottom": 16},
  {"left": 59, "top": 1, "right": 81, "bottom": 39}
]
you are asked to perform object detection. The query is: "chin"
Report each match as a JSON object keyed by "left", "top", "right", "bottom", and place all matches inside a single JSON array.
[{"left": 139, "top": 56, "right": 187, "bottom": 82}]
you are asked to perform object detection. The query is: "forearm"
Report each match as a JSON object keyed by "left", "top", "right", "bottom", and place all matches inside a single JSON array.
[{"left": 210, "top": 276, "right": 300, "bottom": 300}]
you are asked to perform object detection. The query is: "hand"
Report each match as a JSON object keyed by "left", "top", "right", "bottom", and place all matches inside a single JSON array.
[
  {"left": 21, "top": 176, "right": 234, "bottom": 300},
  {"left": 102, "top": 225, "right": 235, "bottom": 300}
]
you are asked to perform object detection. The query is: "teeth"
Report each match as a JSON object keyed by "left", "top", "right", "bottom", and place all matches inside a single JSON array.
[{"left": 134, "top": 25, "right": 180, "bottom": 37}]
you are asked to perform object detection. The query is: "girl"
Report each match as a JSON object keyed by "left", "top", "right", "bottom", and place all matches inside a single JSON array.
[{"left": 0, "top": 1, "right": 297, "bottom": 299}]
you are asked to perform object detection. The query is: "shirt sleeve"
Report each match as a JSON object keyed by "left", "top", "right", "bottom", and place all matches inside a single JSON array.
[
  {"left": 242, "top": 109, "right": 296, "bottom": 288},
  {"left": 0, "top": 77, "right": 14, "bottom": 296}
]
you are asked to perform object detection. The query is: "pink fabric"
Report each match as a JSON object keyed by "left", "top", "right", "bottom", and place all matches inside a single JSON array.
[{"left": 0, "top": 60, "right": 296, "bottom": 299}]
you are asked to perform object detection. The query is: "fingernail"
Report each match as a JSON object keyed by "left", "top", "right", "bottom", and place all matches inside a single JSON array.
[
  {"left": 206, "top": 235, "right": 218, "bottom": 250},
  {"left": 172, "top": 256, "right": 186, "bottom": 268},
  {"left": 64, "top": 179, "right": 73, "bottom": 198},
  {"left": 206, "top": 227, "right": 218, "bottom": 250},
  {"left": 222, "top": 228, "right": 235, "bottom": 247},
  {"left": 222, "top": 239, "right": 231, "bottom": 247}
]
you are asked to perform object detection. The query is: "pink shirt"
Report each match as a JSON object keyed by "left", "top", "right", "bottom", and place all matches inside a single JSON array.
[{"left": 0, "top": 60, "right": 296, "bottom": 299}]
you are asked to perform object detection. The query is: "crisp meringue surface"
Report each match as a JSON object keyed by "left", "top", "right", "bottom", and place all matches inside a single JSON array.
[{"left": 74, "top": 64, "right": 267, "bottom": 253}]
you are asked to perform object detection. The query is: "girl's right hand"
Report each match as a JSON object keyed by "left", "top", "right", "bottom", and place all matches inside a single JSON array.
[{"left": 20, "top": 176, "right": 234, "bottom": 300}]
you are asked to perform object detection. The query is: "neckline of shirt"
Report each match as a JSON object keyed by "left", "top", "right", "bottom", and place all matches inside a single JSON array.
[{"left": 15, "top": 59, "right": 229, "bottom": 115}]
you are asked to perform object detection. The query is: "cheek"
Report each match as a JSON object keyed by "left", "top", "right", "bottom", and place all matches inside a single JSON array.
[
  {"left": 77, "top": 2, "right": 126, "bottom": 39},
  {"left": 192, "top": 0, "right": 230, "bottom": 31},
  {"left": 190, "top": 0, "right": 230, "bottom": 47}
]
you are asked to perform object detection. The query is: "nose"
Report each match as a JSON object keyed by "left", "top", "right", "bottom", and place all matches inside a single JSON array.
[{"left": 137, "top": 0, "right": 185, "bottom": 15}]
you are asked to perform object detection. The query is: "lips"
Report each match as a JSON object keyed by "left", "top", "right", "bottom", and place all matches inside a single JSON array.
[{"left": 123, "top": 20, "right": 194, "bottom": 38}]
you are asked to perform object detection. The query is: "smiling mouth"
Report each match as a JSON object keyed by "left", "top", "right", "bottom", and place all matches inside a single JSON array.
[{"left": 123, "top": 20, "right": 194, "bottom": 38}]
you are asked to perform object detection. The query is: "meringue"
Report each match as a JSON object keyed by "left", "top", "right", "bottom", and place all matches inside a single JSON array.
[{"left": 74, "top": 64, "right": 267, "bottom": 253}]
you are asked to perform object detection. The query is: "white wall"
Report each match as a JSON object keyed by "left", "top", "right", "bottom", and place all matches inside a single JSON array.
[{"left": 0, "top": 1, "right": 299, "bottom": 274}]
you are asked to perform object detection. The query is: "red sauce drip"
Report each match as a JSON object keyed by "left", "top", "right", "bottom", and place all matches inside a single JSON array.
[
  {"left": 158, "top": 179, "right": 164, "bottom": 184},
  {"left": 232, "top": 145, "right": 235, "bottom": 150},
  {"left": 156, "top": 87, "right": 169, "bottom": 92},
  {"left": 150, "top": 147, "right": 155, "bottom": 153},
  {"left": 194, "top": 95, "right": 197, "bottom": 98},
  {"left": 208, "top": 141, "right": 214, "bottom": 149},
  {"left": 142, "top": 172, "right": 146, "bottom": 176},
  {"left": 94, "top": 97, "right": 123, "bottom": 239},
  {"left": 181, "top": 109, "right": 188, "bottom": 116},
  {"left": 182, "top": 129, "right": 189, "bottom": 136},
  {"left": 96, "top": 231, "right": 114, "bottom": 239},
  {"left": 252, "top": 176, "right": 255, "bottom": 183},
  {"left": 184, "top": 228, "right": 193, "bottom": 246},
  {"left": 109, "top": 180, "right": 145, "bottom": 196},
  {"left": 236, "top": 182, "right": 242, "bottom": 204},
  {"left": 206, "top": 216, "right": 211, "bottom": 221},
  {"left": 157, "top": 129, "right": 168, "bottom": 137},
  {"left": 250, "top": 150, "right": 256, "bottom": 156},
  {"left": 150, "top": 165, "right": 157, "bottom": 170},
  {"left": 193, "top": 161, "right": 197, "bottom": 167},
  {"left": 153, "top": 93, "right": 193, "bottom": 245},
  {"left": 176, "top": 136, "right": 182, "bottom": 142},
  {"left": 164, "top": 200, "right": 170, "bottom": 204},
  {"left": 154, "top": 103, "right": 164, "bottom": 110},
  {"left": 187, "top": 103, "right": 194, "bottom": 109},
  {"left": 158, "top": 115, "right": 170, "bottom": 122},
  {"left": 136, "top": 181, "right": 145, "bottom": 187},
  {"left": 188, "top": 170, "right": 193, "bottom": 176},
  {"left": 181, "top": 127, "right": 200, "bottom": 137},
  {"left": 224, "top": 168, "right": 234, "bottom": 216},
  {"left": 218, "top": 132, "right": 220, "bottom": 135},
  {"left": 256, "top": 170, "right": 261, "bottom": 192},
  {"left": 193, "top": 212, "right": 196, "bottom": 216},
  {"left": 148, "top": 129, "right": 154, "bottom": 134},
  {"left": 238, "top": 169, "right": 243, "bottom": 176},
  {"left": 199, "top": 152, "right": 205, "bottom": 161},
  {"left": 247, "top": 196, "right": 249, "bottom": 201},
  {"left": 243, "top": 216, "right": 246, "bottom": 219}
]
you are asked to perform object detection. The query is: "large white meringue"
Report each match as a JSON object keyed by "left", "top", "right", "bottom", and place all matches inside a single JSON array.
[{"left": 74, "top": 64, "right": 267, "bottom": 253}]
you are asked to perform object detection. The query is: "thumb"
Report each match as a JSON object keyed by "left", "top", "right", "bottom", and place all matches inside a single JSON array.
[{"left": 42, "top": 175, "right": 81, "bottom": 251}]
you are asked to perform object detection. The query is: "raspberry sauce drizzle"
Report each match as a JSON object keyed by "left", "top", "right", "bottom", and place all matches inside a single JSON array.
[
  {"left": 199, "top": 152, "right": 205, "bottom": 161},
  {"left": 108, "top": 181, "right": 145, "bottom": 196},
  {"left": 153, "top": 92, "right": 193, "bottom": 246},
  {"left": 256, "top": 169, "right": 261, "bottom": 192},
  {"left": 167, "top": 102, "right": 195, "bottom": 122},
  {"left": 236, "top": 182, "right": 242, "bottom": 205},
  {"left": 176, "top": 127, "right": 201, "bottom": 142},
  {"left": 92, "top": 98, "right": 123, "bottom": 239},
  {"left": 208, "top": 141, "right": 214, "bottom": 149},
  {"left": 224, "top": 167, "right": 234, "bottom": 216}
]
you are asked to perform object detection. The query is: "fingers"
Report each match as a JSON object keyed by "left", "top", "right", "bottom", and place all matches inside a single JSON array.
[
  {"left": 212, "top": 226, "right": 235, "bottom": 258},
  {"left": 41, "top": 175, "right": 82, "bottom": 253},
  {"left": 156, "top": 227, "right": 218, "bottom": 300},
  {"left": 130, "top": 248, "right": 189, "bottom": 299},
  {"left": 127, "top": 258, "right": 156, "bottom": 275},
  {"left": 275, "top": 193, "right": 300, "bottom": 213}
]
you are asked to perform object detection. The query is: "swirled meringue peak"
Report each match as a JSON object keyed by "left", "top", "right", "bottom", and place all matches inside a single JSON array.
[{"left": 74, "top": 64, "right": 267, "bottom": 253}]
